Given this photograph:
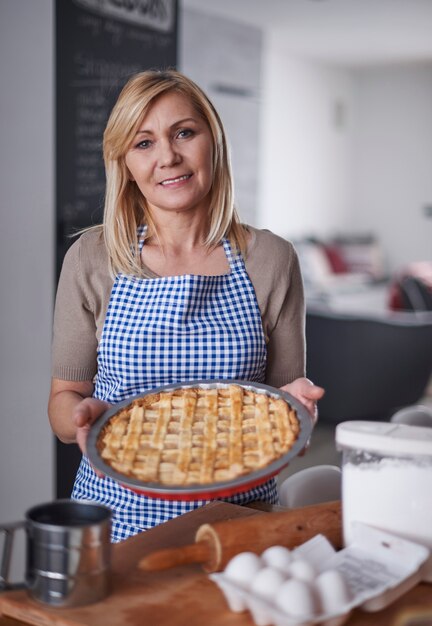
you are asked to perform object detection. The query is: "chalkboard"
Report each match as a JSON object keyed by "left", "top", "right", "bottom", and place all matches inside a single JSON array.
[
  {"left": 55, "top": 0, "right": 178, "bottom": 498},
  {"left": 56, "top": 0, "right": 178, "bottom": 271}
]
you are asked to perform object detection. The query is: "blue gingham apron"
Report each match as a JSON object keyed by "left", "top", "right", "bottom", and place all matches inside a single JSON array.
[{"left": 72, "top": 230, "right": 279, "bottom": 542}]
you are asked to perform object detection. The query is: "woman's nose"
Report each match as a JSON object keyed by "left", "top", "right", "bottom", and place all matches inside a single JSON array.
[{"left": 158, "top": 139, "right": 180, "bottom": 167}]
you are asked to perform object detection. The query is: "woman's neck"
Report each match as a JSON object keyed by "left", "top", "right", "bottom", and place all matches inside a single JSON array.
[
  {"left": 145, "top": 208, "right": 211, "bottom": 251},
  {"left": 141, "top": 215, "right": 230, "bottom": 277}
]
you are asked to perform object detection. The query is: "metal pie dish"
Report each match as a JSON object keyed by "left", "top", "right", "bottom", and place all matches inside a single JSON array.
[{"left": 86, "top": 380, "right": 314, "bottom": 500}]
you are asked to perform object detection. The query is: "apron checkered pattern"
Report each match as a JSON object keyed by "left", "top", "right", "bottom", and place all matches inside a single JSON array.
[{"left": 72, "top": 230, "right": 279, "bottom": 541}]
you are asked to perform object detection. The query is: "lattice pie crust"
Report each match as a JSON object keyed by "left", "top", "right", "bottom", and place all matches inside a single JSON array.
[{"left": 97, "top": 385, "right": 300, "bottom": 486}]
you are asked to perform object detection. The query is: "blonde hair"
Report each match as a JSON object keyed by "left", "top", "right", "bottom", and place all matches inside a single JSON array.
[{"left": 102, "top": 69, "right": 247, "bottom": 277}]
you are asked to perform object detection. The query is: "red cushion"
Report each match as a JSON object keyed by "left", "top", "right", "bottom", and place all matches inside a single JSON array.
[
  {"left": 388, "top": 281, "right": 404, "bottom": 311},
  {"left": 322, "top": 244, "right": 349, "bottom": 274}
]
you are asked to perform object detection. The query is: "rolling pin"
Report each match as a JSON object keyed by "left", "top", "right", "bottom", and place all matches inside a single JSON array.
[{"left": 139, "top": 500, "right": 342, "bottom": 573}]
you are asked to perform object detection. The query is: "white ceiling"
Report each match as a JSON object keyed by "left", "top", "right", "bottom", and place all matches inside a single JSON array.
[{"left": 180, "top": 0, "right": 432, "bottom": 67}]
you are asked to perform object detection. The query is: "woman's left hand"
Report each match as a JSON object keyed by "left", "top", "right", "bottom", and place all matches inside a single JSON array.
[{"left": 280, "top": 377, "right": 325, "bottom": 425}]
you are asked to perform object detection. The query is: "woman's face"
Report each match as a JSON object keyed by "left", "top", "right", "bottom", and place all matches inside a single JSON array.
[{"left": 125, "top": 91, "right": 214, "bottom": 218}]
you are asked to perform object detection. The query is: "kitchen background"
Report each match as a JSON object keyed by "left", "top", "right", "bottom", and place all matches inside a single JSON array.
[{"left": 1, "top": 0, "right": 431, "bottom": 559}]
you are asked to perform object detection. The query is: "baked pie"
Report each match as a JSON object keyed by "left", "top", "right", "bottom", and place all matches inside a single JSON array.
[{"left": 96, "top": 384, "right": 300, "bottom": 486}]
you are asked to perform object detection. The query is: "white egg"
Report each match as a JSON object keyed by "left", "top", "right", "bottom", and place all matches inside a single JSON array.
[
  {"left": 275, "top": 578, "right": 319, "bottom": 617},
  {"left": 260, "top": 545, "right": 293, "bottom": 572},
  {"left": 286, "top": 558, "right": 317, "bottom": 582},
  {"left": 315, "top": 569, "right": 352, "bottom": 615},
  {"left": 250, "top": 566, "right": 286, "bottom": 600},
  {"left": 224, "top": 551, "right": 263, "bottom": 587}
]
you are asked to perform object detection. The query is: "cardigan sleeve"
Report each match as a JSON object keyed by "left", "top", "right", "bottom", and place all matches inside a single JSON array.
[
  {"left": 245, "top": 227, "right": 306, "bottom": 388},
  {"left": 264, "top": 247, "right": 306, "bottom": 387},
  {"left": 51, "top": 236, "right": 99, "bottom": 381}
]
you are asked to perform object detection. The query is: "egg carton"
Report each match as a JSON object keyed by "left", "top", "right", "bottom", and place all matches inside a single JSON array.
[{"left": 210, "top": 523, "right": 430, "bottom": 626}]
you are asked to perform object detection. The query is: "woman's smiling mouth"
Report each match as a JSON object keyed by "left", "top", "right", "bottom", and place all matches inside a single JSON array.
[{"left": 160, "top": 174, "right": 192, "bottom": 186}]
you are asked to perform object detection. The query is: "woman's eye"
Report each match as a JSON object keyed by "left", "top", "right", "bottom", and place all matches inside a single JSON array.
[
  {"left": 136, "top": 139, "right": 152, "bottom": 149},
  {"left": 177, "top": 128, "right": 194, "bottom": 139}
]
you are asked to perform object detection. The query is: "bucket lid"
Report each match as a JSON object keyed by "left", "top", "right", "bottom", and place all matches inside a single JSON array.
[{"left": 335, "top": 421, "right": 432, "bottom": 457}]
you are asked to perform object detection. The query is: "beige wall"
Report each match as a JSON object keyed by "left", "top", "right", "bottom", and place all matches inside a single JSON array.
[
  {"left": 0, "top": 0, "right": 55, "bottom": 534},
  {"left": 351, "top": 65, "right": 432, "bottom": 270}
]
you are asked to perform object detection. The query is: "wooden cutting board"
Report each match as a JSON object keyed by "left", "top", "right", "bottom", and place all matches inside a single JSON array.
[
  {"left": 0, "top": 502, "right": 264, "bottom": 626},
  {"left": 1, "top": 501, "right": 430, "bottom": 626}
]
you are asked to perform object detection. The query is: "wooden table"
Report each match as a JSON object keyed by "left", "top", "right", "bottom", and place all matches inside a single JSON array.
[{"left": 0, "top": 501, "right": 430, "bottom": 626}]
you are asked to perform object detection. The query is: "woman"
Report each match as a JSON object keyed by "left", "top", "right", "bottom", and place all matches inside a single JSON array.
[{"left": 48, "top": 69, "right": 324, "bottom": 542}]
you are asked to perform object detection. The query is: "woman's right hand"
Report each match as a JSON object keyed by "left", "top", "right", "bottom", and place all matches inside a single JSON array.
[
  {"left": 72, "top": 397, "right": 111, "bottom": 456},
  {"left": 48, "top": 378, "right": 110, "bottom": 453},
  {"left": 48, "top": 379, "right": 111, "bottom": 478}
]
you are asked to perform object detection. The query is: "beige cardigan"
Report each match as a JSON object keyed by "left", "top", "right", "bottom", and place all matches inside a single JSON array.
[{"left": 52, "top": 226, "right": 306, "bottom": 389}]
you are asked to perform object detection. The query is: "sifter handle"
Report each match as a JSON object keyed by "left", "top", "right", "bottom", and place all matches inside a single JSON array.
[{"left": 0, "top": 521, "right": 26, "bottom": 590}]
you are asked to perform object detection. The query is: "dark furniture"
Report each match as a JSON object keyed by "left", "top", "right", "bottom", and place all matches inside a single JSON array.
[{"left": 306, "top": 307, "right": 432, "bottom": 423}]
